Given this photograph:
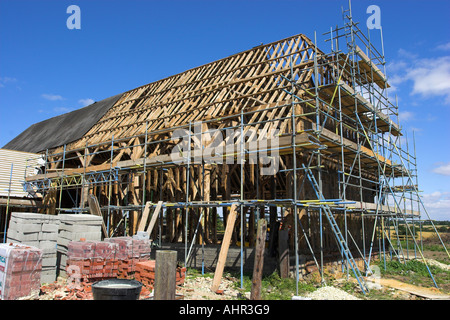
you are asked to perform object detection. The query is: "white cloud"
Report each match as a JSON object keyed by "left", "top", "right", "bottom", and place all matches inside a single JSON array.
[
  {"left": 406, "top": 56, "right": 450, "bottom": 100},
  {"left": 387, "top": 50, "right": 450, "bottom": 105},
  {"left": 397, "top": 48, "right": 418, "bottom": 60},
  {"left": 78, "top": 98, "right": 95, "bottom": 107},
  {"left": 387, "top": 60, "right": 408, "bottom": 75},
  {"left": 42, "top": 93, "right": 64, "bottom": 101},
  {"left": 0, "top": 76, "right": 17, "bottom": 88},
  {"left": 398, "top": 110, "right": 415, "bottom": 122},
  {"left": 436, "top": 42, "right": 450, "bottom": 51},
  {"left": 421, "top": 191, "right": 450, "bottom": 221},
  {"left": 432, "top": 162, "right": 450, "bottom": 176},
  {"left": 385, "top": 190, "right": 450, "bottom": 221}
]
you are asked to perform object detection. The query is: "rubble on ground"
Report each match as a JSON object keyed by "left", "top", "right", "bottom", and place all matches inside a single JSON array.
[{"left": 180, "top": 274, "right": 241, "bottom": 300}]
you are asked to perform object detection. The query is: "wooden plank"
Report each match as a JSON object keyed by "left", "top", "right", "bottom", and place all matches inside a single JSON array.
[
  {"left": 250, "top": 218, "right": 267, "bottom": 300},
  {"left": 145, "top": 200, "right": 163, "bottom": 236},
  {"left": 362, "top": 277, "right": 450, "bottom": 300},
  {"left": 338, "top": 201, "right": 419, "bottom": 216},
  {"left": 87, "top": 194, "right": 108, "bottom": 237},
  {"left": 211, "top": 203, "right": 238, "bottom": 293},
  {"left": 137, "top": 201, "right": 151, "bottom": 232},
  {"left": 355, "top": 45, "right": 390, "bottom": 88},
  {"left": 319, "top": 82, "right": 400, "bottom": 135}
]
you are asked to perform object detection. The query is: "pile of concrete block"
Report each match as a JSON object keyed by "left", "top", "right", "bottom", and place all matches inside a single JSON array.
[
  {"left": 6, "top": 212, "right": 59, "bottom": 284},
  {"left": 57, "top": 214, "right": 103, "bottom": 277}
]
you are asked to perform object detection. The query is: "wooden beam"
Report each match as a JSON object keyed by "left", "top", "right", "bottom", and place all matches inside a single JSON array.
[
  {"left": 250, "top": 218, "right": 267, "bottom": 300},
  {"left": 137, "top": 201, "right": 151, "bottom": 232},
  {"left": 211, "top": 203, "right": 238, "bottom": 293},
  {"left": 203, "top": 164, "right": 211, "bottom": 244},
  {"left": 87, "top": 194, "right": 108, "bottom": 237},
  {"left": 56, "top": 34, "right": 315, "bottom": 151},
  {"left": 145, "top": 200, "right": 163, "bottom": 236}
]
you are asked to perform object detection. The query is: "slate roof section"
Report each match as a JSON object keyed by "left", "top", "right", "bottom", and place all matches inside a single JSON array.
[{"left": 3, "top": 94, "right": 122, "bottom": 153}]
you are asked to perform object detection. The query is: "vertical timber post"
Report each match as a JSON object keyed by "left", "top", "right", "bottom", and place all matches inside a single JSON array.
[
  {"left": 251, "top": 218, "right": 267, "bottom": 300},
  {"left": 278, "top": 229, "right": 290, "bottom": 278},
  {"left": 154, "top": 250, "right": 177, "bottom": 300}
]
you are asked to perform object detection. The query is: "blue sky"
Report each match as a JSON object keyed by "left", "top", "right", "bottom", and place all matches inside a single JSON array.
[{"left": 0, "top": 0, "right": 449, "bottom": 220}]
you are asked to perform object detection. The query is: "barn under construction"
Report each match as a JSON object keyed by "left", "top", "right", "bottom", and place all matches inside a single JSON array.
[{"left": 1, "top": 4, "right": 447, "bottom": 296}]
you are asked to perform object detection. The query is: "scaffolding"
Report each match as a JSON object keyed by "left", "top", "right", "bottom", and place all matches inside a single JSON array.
[{"left": 17, "top": 1, "right": 449, "bottom": 295}]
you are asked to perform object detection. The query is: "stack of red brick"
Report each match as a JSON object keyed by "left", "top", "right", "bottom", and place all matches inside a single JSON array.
[
  {"left": 0, "top": 243, "right": 42, "bottom": 300},
  {"left": 66, "top": 237, "right": 151, "bottom": 282},
  {"left": 66, "top": 241, "right": 119, "bottom": 280},
  {"left": 135, "top": 260, "right": 186, "bottom": 290},
  {"left": 105, "top": 237, "right": 151, "bottom": 279}
]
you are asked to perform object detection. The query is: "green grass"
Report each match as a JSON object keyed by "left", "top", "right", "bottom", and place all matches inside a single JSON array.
[
  {"left": 187, "top": 268, "right": 317, "bottom": 300},
  {"left": 233, "top": 271, "right": 317, "bottom": 300},
  {"left": 332, "top": 280, "right": 400, "bottom": 300},
  {"left": 424, "top": 244, "right": 448, "bottom": 252},
  {"left": 377, "top": 259, "right": 450, "bottom": 289},
  {"left": 185, "top": 268, "right": 216, "bottom": 279},
  {"left": 388, "top": 239, "right": 449, "bottom": 255},
  {"left": 380, "top": 258, "right": 447, "bottom": 276},
  {"left": 185, "top": 268, "right": 317, "bottom": 300},
  {"left": 185, "top": 254, "right": 450, "bottom": 300}
]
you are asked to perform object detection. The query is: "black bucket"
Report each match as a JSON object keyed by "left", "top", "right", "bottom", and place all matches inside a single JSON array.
[{"left": 91, "top": 279, "right": 143, "bottom": 300}]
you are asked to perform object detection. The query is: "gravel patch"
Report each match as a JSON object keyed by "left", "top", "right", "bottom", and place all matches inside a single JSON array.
[{"left": 306, "top": 286, "right": 360, "bottom": 300}]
